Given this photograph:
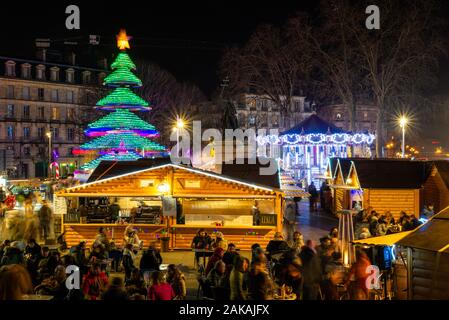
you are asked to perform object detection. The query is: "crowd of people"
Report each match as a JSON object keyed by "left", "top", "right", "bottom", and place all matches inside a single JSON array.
[
  {"left": 191, "top": 228, "right": 374, "bottom": 301},
  {"left": 0, "top": 225, "right": 187, "bottom": 301},
  {"left": 355, "top": 209, "right": 423, "bottom": 239}
]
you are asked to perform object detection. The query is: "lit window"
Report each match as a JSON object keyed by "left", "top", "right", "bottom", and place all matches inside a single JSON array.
[
  {"left": 23, "top": 127, "right": 30, "bottom": 138},
  {"left": 7, "top": 126, "right": 14, "bottom": 139},
  {"left": 7, "top": 104, "right": 15, "bottom": 117},
  {"left": 52, "top": 107, "right": 58, "bottom": 120}
]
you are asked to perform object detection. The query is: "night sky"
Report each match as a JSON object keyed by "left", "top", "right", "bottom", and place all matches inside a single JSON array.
[{"left": 0, "top": 0, "right": 316, "bottom": 95}]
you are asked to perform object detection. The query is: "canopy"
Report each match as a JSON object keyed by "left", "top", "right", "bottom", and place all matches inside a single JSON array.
[{"left": 352, "top": 231, "right": 413, "bottom": 247}]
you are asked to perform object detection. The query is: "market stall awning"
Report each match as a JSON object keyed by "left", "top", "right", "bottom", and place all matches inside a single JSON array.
[{"left": 352, "top": 231, "right": 413, "bottom": 246}]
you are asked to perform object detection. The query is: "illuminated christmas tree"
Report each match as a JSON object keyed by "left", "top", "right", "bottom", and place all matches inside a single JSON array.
[{"left": 79, "top": 29, "right": 165, "bottom": 171}]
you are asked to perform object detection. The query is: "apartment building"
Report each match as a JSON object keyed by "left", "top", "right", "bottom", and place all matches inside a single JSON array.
[{"left": 0, "top": 57, "right": 106, "bottom": 178}]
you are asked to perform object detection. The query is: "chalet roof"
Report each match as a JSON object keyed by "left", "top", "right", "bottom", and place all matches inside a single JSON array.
[
  {"left": 281, "top": 114, "right": 348, "bottom": 136},
  {"left": 341, "top": 158, "right": 431, "bottom": 189},
  {"left": 397, "top": 207, "right": 449, "bottom": 253},
  {"left": 431, "top": 161, "right": 449, "bottom": 191},
  {"left": 87, "top": 158, "right": 280, "bottom": 190}
]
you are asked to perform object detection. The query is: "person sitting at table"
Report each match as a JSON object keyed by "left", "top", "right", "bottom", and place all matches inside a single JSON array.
[
  {"left": 222, "top": 243, "right": 239, "bottom": 270},
  {"left": 82, "top": 262, "right": 109, "bottom": 300},
  {"left": 102, "top": 276, "right": 128, "bottom": 301},
  {"left": 125, "top": 268, "right": 147, "bottom": 296},
  {"left": 211, "top": 231, "right": 228, "bottom": 250},
  {"left": 34, "top": 265, "right": 69, "bottom": 300},
  {"left": 247, "top": 257, "right": 275, "bottom": 300},
  {"left": 266, "top": 232, "right": 290, "bottom": 260},
  {"left": 167, "top": 264, "right": 186, "bottom": 300},
  {"left": 140, "top": 243, "right": 162, "bottom": 276},
  {"left": 0, "top": 264, "right": 33, "bottom": 300},
  {"left": 148, "top": 271, "right": 175, "bottom": 300},
  {"left": 205, "top": 247, "right": 224, "bottom": 276},
  {"left": 191, "top": 229, "right": 212, "bottom": 267}
]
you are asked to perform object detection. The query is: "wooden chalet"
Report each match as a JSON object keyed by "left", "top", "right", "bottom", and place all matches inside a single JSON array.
[
  {"left": 326, "top": 158, "right": 431, "bottom": 218},
  {"left": 422, "top": 161, "right": 449, "bottom": 212},
  {"left": 56, "top": 159, "right": 284, "bottom": 250}
]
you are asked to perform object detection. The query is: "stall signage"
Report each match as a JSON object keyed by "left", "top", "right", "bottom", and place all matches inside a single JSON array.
[{"left": 140, "top": 179, "right": 155, "bottom": 188}]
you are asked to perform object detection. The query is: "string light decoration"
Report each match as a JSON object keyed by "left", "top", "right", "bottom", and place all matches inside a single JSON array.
[
  {"left": 80, "top": 133, "right": 166, "bottom": 150},
  {"left": 103, "top": 67, "right": 142, "bottom": 87},
  {"left": 95, "top": 87, "right": 150, "bottom": 111},
  {"left": 76, "top": 29, "right": 166, "bottom": 171},
  {"left": 85, "top": 109, "right": 159, "bottom": 137},
  {"left": 257, "top": 114, "right": 375, "bottom": 185}
]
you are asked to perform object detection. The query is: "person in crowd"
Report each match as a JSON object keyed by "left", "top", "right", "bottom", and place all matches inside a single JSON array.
[
  {"left": 191, "top": 229, "right": 212, "bottom": 267},
  {"left": 102, "top": 277, "right": 128, "bottom": 300},
  {"left": 148, "top": 271, "right": 175, "bottom": 300},
  {"left": 323, "top": 252, "right": 346, "bottom": 298},
  {"left": 46, "top": 251, "right": 62, "bottom": 276},
  {"left": 109, "top": 200, "right": 121, "bottom": 223},
  {"left": 421, "top": 205, "right": 435, "bottom": 219},
  {"left": 398, "top": 211, "right": 408, "bottom": 226},
  {"left": 24, "top": 239, "right": 42, "bottom": 284},
  {"left": 346, "top": 249, "right": 372, "bottom": 300},
  {"left": 229, "top": 255, "right": 249, "bottom": 300},
  {"left": 140, "top": 242, "right": 162, "bottom": 276},
  {"left": 1, "top": 241, "right": 24, "bottom": 266},
  {"left": 266, "top": 232, "right": 289, "bottom": 260},
  {"left": 211, "top": 231, "right": 228, "bottom": 250},
  {"left": 167, "top": 264, "right": 186, "bottom": 300},
  {"left": 410, "top": 214, "right": 422, "bottom": 229},
  {"left": 89, "top": 244, "right": 108, "bottom": 264},
  {"left": 359, "top": 227, "right": 372, "bottom": 239},
  {"left": 385, "top": 211, "right": 395, "bottom": 225},
  {"left": 369, "top": 211, "right": 379, "bottom": 236},
  {"left": 329, "top": 227, "right": 339, "bottom": 239},
  {"left": 72, "top": 241, "right": 87, "bottom": 272},
  {"left": 58, "top": 242, "right": 70, "bottom": 258},
  {"left": 251, "top": 243, "right": 262, "bottom": 264},
  {"left": 252, "top": 203, "right": 261, "bottom": 226},
  {"left": 94, "top": 227, "right": 110, "bottom": 256},
  {"left": 38, "top": 200, "right": 53, "bottom": 241},
  {"left": 308, "top": 182, "right": 319, "bottom": 211},
  {"left": 247, "top": 257, "right": 275, "bottom": 300},
  {"left": 109, "top": 242, "right": 123, "bottom": 272},
  {"left": 222, "top": 243, "right": 239, "bottom": 267},
  {"left": 387, "top": 218, "right": 402, "bottom": 234},
  {"left": 402, "top": 215, "right": 414, "bottom": 231},
  {"left": 123, "top": 226, "right": 142, "bottom": 251},
  {"left": 125, "top": 268, "right": 147, "bottom": 296},
  {"left": 277, "top": 249, "right": 303, "bottom": 300},
  {"left": 82, "top": 262, "right": 109, "bottom": 300},
  {"left": 315, "top": 236, "right": 331, "bottom": 257},
  {"left": 300, "top": 240, "right": 322, "bottom": 300},
  {"left": 283, "top": 200, "right": 297, "bottom": 243},
  {"left": 205, "top": 247, "right": 224, "bottom": 276},
  {"left": 206, "top": 260, "right": 227, "bottom": 291},
  {"left": 293, "top": 197, "right": 302, "bottom": 216},
  {"left": 23, "top": 198, "right": 39, "bottom": 242},
  {"left": 376, "top": 217, "right": 388, "bottom": 236},
  {"left": 0, "top": 240, "right": 11, "bottom": 260},
  {"left": 0, "top": 264, "right": 33, "bottom": 300},
  {"left": 122, "top": 243, "right": 136, "bottom": 281},
  {"left": 34, "top": 265, "right": 69, "bottom": 300}
]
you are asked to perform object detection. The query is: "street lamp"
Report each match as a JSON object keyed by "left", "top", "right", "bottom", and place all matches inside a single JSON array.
[
  {"left": 46, "top": 131, "right": 52, "bottom": 178},
  {"left": 399, "top": 116, "right": 408, "bottom": 158},
  {"left": 173, "top": 118, "right": 185, "bottom": 157}
]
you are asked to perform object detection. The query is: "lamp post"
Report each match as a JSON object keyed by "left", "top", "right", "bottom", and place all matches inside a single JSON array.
[
  {"left": 46, "top": 131, "right": 52, "bottom": 178},
  {"left": 399, "top": 116, "right": 408, "bottom": 158},
  {"left": 173, "top": 118, "right": 184, "bottom": 157}
]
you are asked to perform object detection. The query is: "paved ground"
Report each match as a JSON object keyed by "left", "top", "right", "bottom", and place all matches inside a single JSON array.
[{"left": 109, "top": 199, "right": 339, "bottom": 299}]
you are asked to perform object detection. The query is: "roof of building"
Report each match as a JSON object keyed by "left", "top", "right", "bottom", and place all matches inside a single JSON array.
[
  {"left": 87, "top": 158, "right": 280, "bottom": 190},
  {"left": 281, "top": 114, "right": 348, "bottom": 135},
  {"left": 337, "top": 158, "right": 432, "bottom": 189},
  {"left": 397, "top": 206, "right": 449, "bottom": 253},
  {"left": 430, "top": 161, "right": 449, "bottom": 191}
]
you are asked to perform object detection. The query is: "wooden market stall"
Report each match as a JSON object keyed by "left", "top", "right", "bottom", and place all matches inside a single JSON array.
[
  {"left": 56, "top": 159, "right": 284, "bottom": 250},
  {"left": 327, "top": 158, "right": 431, "bottom": 218},
  {"left": 396, "top": 207, "right": 449, "bottom": 299}
]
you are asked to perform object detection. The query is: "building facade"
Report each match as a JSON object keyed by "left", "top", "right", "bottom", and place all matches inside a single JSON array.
[
  {"left": 235, "top": 94, "right": 314, "bottom": 134},
  {"left": 0, "top": 57, "right": 106, "bottom": 178}
]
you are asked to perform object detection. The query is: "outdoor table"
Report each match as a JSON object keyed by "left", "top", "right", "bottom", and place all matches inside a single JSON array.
[
  {"left": 192, "top": 249, "right": 214, "bottom": 270},
  {"left": 22, "top": 294, "right": 53, "bottom": 300}
]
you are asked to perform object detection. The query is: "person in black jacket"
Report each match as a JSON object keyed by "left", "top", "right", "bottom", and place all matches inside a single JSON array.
[
  {"left": 247, "top": 257, "right": 274, "bottom": 300},
  {"left": 299, "top": 240, "right": 322, "bottom": 300},
  {"left": 140, "top": 243, "right": 162, "bottom": 276},
  {"left": 102, "top": 277, "right": 129, "bottom": 300}
]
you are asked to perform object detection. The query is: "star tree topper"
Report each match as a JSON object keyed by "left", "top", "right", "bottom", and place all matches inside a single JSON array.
[{"left": 117, "top": 29, "right": 131, "bottom": 50}]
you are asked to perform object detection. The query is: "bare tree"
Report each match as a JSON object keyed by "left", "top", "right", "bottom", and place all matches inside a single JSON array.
[
  {"left": 220, "top": 24, "right": 312, "bottom": 128},
  {"left": 346, "top": 0, "right": 446, "bottom": 156}
]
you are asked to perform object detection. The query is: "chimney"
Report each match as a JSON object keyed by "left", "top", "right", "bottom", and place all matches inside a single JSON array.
[
  {"left": 69, "top": 52, "right": 76, "bottom": 66},
  {"left": 36, "top": 48, "right": 47, "bottom": 62}
]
